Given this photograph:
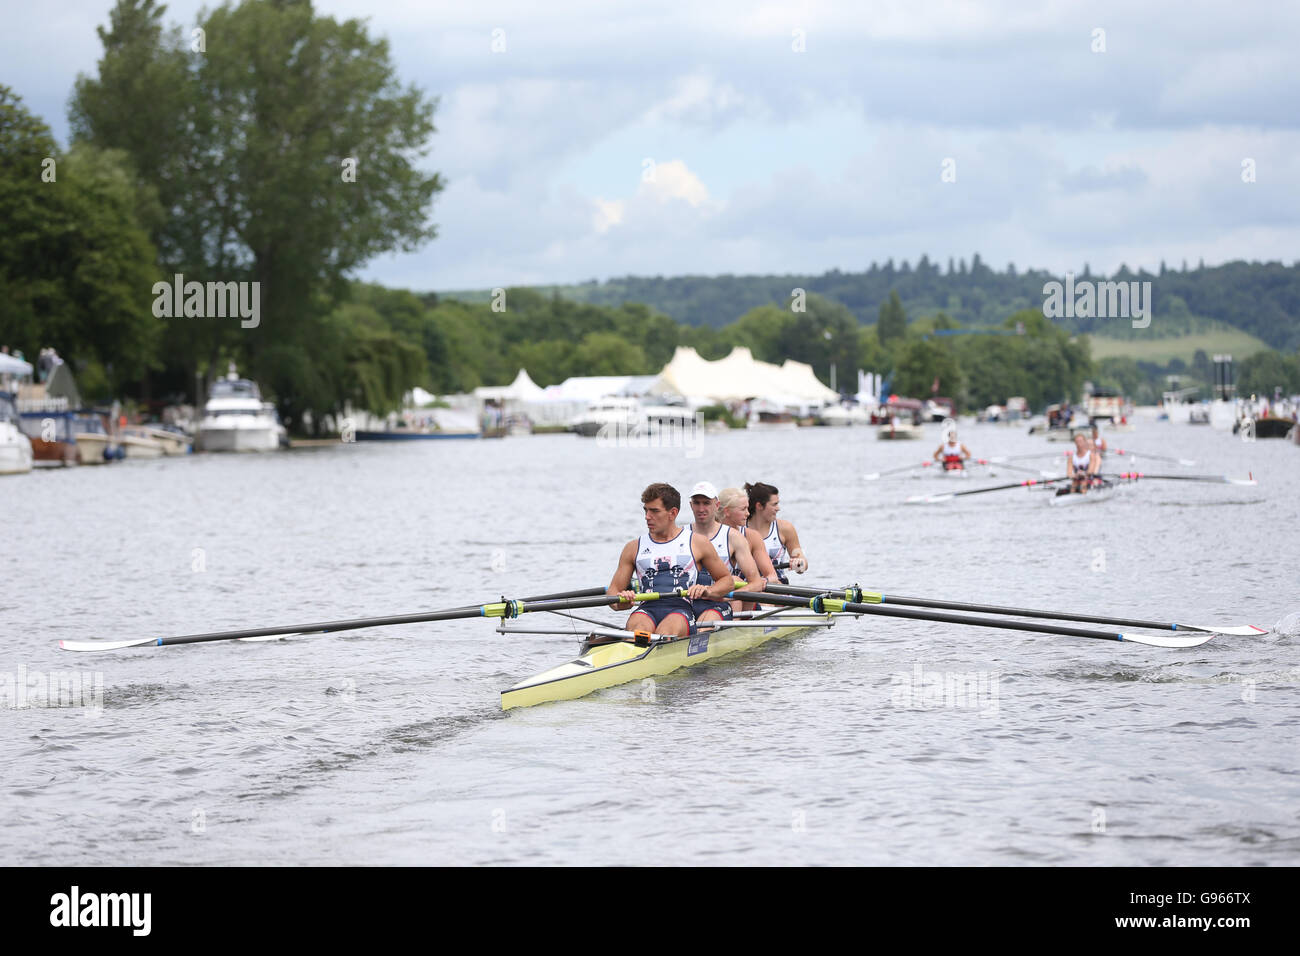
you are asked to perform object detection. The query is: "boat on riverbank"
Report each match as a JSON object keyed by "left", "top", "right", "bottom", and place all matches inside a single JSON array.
[
  {"left": 198, "top": 367, "right": 284, "bottom": 452},
  {"left": 0, "top": 390, "right": 33, "bottom": 475}
]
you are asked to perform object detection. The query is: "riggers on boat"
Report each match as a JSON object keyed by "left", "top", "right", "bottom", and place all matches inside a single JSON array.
[
  {"left": 498, "top": 608, "right": 845, "bottom": 710},
  {"left": 1050, "top": 477, "right": 1120, "bottom": 506}
]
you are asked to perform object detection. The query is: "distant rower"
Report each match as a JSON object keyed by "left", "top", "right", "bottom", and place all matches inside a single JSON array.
[
  {"left": 1066, "top": 432, "right": 1101, "bottom": 493},
  {"left": 1090, "top": 424, "right": 1107, "bottom": 457},
  {"left": 744, "top": 482, "right": 807, "bottom": 583},
  {"left": 933, "top": 430, "right": 972, "bottom": 471},
  {"left": 686, "top": 481, "right": 767, "bottom": 622},
  {"left": 609, "top": 482, "right": 735, "bottom": 637}
]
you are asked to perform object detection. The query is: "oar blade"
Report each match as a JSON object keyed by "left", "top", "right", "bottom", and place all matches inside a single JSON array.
[
  {"left": 1119, "top": 631, "right": 1215, "bottom": 648},
  {"left": 1181, "top": 623, "right": 1270, "bottom": 636},
  {"left": 60, "top": 637, "right": 157, "bottom": 652}
]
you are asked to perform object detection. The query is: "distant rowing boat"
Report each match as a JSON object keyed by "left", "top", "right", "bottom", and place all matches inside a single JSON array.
[{"left": 1049, "top": 477, "right": 1120, "bottom": 506}]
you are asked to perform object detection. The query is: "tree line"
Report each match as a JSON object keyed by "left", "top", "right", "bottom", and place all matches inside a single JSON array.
[{"left": 2, "top": 1, "right": 1296, "bottom": 431}]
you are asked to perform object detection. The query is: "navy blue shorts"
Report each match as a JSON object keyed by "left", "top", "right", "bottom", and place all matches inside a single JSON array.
[
  {"left": 631, "top": 598, "right": 695, "bottom": 627},
  {"left": 691, "top": 599, "right": 733, "bottom": 620}
]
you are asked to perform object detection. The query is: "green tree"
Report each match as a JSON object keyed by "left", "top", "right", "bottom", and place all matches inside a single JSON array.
[
  {"left": 1237, "top": 350, "right": 1300, "bottom": 398},
  {"left": 0, "top": 86, "right": 162, "bottom": 387},
  {"left": 892, "top": 339, "right": 963, "bottom": 400},
  {"left": 70, "top": 0, "right": 444, "bottom": 424},
  {"left": 877, "top": 290, "right": 907, "bottom": 345}
]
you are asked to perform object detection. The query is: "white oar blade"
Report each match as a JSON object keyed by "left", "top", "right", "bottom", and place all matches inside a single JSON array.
[
  {"left": 1179, "top": 623, "right": 1269, "bottom": 636},
  {"left": 1119, "top": 631, "right": 1214, "bottom": 648},
  {"left": 1179, "top": 458, "right": 1197, "bottom": 466},
  {"left": 906, "top": 493, "right": 951, "bottom": 504},
  {"left": 1226, "top": 476, "right": 1257, "bottom": 485},
  {"left": 60, "top": 638, "right": 156, "bottom": 652},
  {"left": 864, "top": 473, "right": 882, "bottom": 481}
]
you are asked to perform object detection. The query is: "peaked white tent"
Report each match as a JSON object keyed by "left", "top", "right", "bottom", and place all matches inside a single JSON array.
[
  {"left": 473, "top": 368, "right": 546, "bottom": 402},
  {"left": 651, "top": 346, "right": 838, "bottom": 406}
]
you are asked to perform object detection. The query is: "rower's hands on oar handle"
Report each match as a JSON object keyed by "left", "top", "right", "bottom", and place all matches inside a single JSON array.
[
  {"left": 612, "top": 589, "right": 637, "bottom": 609},
  {"left": 788, "top": 549, "right": 808, "bottom": 574},
  {"left": 685, "top": 584, "right": 712, "bottom": 600}
]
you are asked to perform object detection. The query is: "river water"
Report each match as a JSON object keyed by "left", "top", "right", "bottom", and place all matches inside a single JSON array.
[{"left": 2, "top": 418, "right": 1297, "bottom": 864}]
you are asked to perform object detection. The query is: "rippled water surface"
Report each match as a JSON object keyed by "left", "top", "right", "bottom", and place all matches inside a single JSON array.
[{"left": 2, "top": 420, "right": 1297, "bottom": 864}]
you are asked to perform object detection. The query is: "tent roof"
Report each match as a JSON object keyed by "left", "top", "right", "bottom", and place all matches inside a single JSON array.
[
  {"left": 651, "top": 346, "right": 837, "bottom": 405},
  {"left": 474, "top": 368, "right": 547, "bottom": 401}
]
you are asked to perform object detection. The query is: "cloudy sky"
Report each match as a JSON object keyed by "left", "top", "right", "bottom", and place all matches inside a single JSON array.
[{"left": 6, "top": 0, "right": 1299, "bottom": 292}]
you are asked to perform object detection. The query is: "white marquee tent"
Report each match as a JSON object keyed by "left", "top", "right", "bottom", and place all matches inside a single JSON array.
[{"left": 650, "top": 346, "right": 838, "bottom": 408}]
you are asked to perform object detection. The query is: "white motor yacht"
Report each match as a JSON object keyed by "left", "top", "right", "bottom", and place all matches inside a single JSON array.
[
  {"left": 198, "top": 366, "right": 282, "bottom": 452},
  {"left": 0, "top": 391, "right": 33, "bottom": 475}
]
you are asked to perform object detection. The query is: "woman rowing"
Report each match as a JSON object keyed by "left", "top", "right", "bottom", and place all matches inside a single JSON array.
[
  {"left": 717, "top": 485, "right": 780, "bottom": 612},
  {"left": 686, "top": 481, "right": 768, "bottom": 622},
  {"left": 1090, "top": 424, "right": 1107, "bottom": 458},
  {"left": 744, "top": 482, "right": 808, "bottom": 583},
  {"left": 1065, "top": 432, "right": 1101, "bottom": 494},
  {"left": 933, "top": 429, "right": 972, "bottom": 471}
]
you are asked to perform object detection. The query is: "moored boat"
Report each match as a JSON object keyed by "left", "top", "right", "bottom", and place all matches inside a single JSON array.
[
  {"left": 120, "top": 426, "right": 165, "bottom": 458},
  {"left": 0, "top": 390, "right": 33, "bottom": 475},
  {"left": 73, "top": 413, "right": 119, "bottom": 464},
  {"left": 198, "top": 365, "right": 283, "bottom": 452}
]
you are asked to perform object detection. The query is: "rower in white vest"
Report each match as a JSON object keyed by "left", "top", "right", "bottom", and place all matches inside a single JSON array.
[
  {"left": 744, "top": 482, "right": 807, "bottom": 584},
  {"left": 933, "top": 429, "right": 972, "bottom": 471},
  {"left": 1066, "top": 432, "right": 1102, "bottom": 493},
  {"left": 607, "top": 482, "right": 734, "bottom": 638},
  {"left": 1090, "top": 423, "right": 1107, "bottom": 458},
  {"left": 685, "top": 481, "right": 768, "bottom": 622}
]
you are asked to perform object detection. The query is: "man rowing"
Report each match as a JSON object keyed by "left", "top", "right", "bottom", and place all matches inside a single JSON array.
[
  {"left": 608, "top": 482, "right": 735, "bottom": 638},
  {"left": 933, "top": 429, "right": 972, "bottom": 471},
  {"left": 1065, "top": 432, "right": 1102, "bottom": 494},
  {"left": 744, "top": 482, "right": 808, "bottom": 583},
  {"left": 685, "top": 482, "right": 769, "bottom": 621}
]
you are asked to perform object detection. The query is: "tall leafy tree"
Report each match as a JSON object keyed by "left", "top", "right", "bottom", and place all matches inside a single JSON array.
[
  {"left": 70, "top": 0, "right": 444, "bottom": 425},
  {"left": 876, "top": 290, "right": 907, "bottom": 345},
  {"left": 0, "top": 86, "right": 162, "bottom": 388}
]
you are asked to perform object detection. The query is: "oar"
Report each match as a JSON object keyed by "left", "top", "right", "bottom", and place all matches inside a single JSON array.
[
  {"left": 906, "top": 476, "right": 1069, "bottom": 504},
  {"left": 1109, "top": 449, "right": 1197, "bottom": 466},
  {"left": 447, "top": 585, "right": 606, "bottom": 612},
  {"left": 864, "top": 461, "right": 933, "bottom": 481},
  {"left": 762, "top": 583, "right": 1269, "bottom": 637},
  {"left": 730, "top": 591, "right": 1217, "bottom": 648},
  {"left": 1112, "top": 471, "right": 1256, "bottom": 485},
  {"left": 57, "top": 589, "right": 688, "bottom": 653},
  {"left": 972, "top": 459, "right": 1057, "bottom": 478}
]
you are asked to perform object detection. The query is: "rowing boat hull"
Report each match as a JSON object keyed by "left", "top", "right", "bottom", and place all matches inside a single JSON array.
[
  {"left": 1049, "top": 481, "right": 1119, "bottom": 506},
  {"left": 501, "top": 618, "right": 829, "bottom": 710}
]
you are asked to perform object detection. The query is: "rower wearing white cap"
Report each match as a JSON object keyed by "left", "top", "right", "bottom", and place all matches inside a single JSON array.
[
  {"left": 686, "top": 481, "right": 767, "bottom": 622},
  {"left": 933, "top": 428, "right": 971, "bottom": 471}
]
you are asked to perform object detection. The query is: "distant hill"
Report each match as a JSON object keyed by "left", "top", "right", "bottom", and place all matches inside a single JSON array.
[{"left": 442, "top": 258, "right": 1300, "bottom": 352}]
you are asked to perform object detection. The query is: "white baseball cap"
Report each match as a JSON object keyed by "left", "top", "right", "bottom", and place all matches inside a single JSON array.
[{"left": 689, "top": 481, "right": 719, "bottom": 499}]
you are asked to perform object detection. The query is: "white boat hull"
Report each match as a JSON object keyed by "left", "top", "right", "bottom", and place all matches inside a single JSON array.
[
  {"left": 199, "top": 424, "right": 281, "bottom": 452},
  {"left": 121, "top": 433, "right": 164, "bottom": 458},
  {"left": 74, "top": 432, "right": 111, "bottom": 464},
  {"left": 0, "top": 429, "right": 33, "bottom": 475}
]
